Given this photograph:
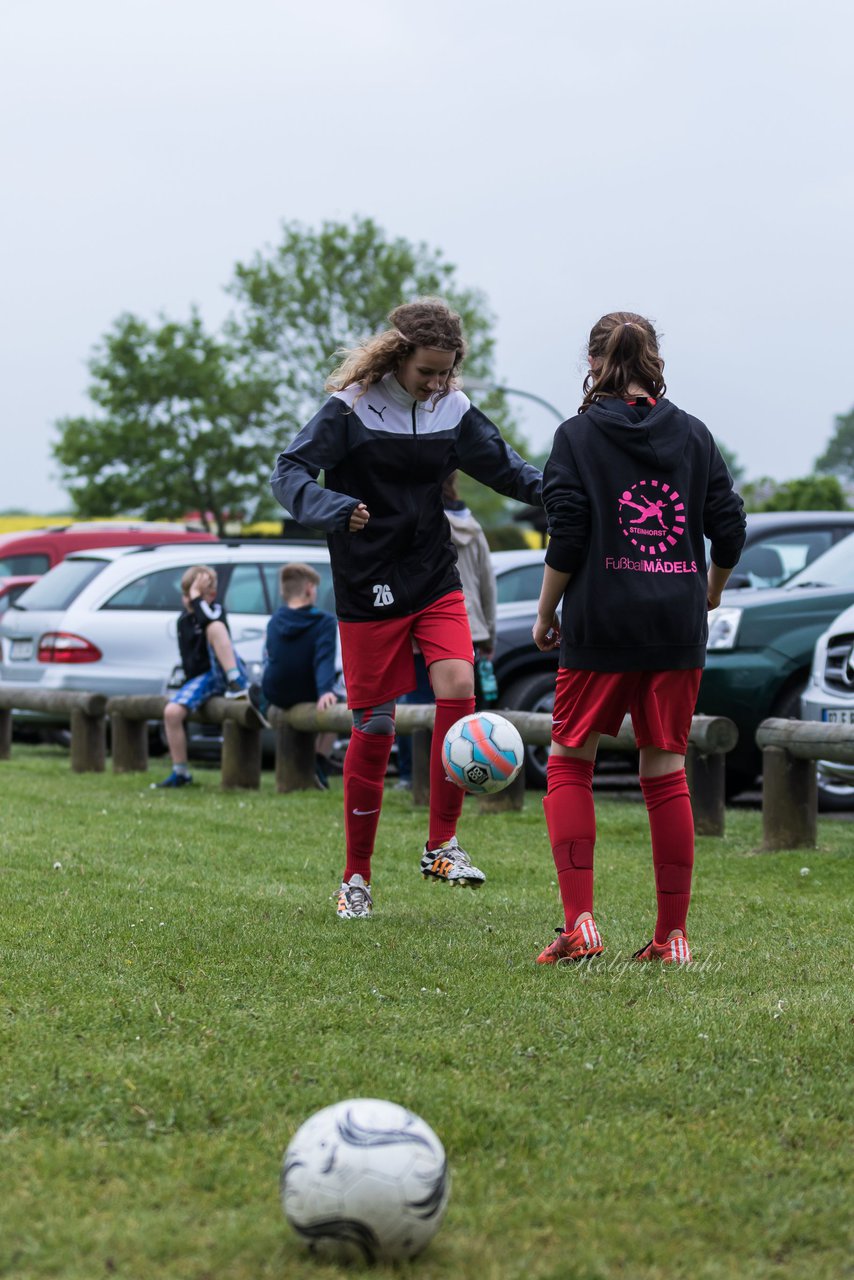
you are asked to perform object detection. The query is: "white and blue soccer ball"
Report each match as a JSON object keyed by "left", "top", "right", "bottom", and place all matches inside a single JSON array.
[
  {"left": 281, "top": 1098, "right": 450, "bottom": 1264},
  {"left": 442, "top": 711, "right": 525, "bottom": 794}
]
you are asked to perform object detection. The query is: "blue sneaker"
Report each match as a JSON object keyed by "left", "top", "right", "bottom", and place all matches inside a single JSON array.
[{"left": 151, "top": 770, "right": 193, "bottom": 789}]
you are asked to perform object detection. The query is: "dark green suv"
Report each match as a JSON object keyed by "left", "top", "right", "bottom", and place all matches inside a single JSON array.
[{"left": 697, "top": 532, "right": 854, "bottom": 794}]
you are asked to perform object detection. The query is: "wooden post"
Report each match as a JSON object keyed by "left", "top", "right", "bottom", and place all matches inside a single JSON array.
[
  {"left": 411, "top": 729, "right": 432, "bottom": 807},
  {"left": 686, "top": 745, "right": 725, "bottom": 837},
  {"left": 478, "top": 767, "right": 526, "bottom": 813},
  {"left": 275, "top": 720, "right": 317, "bottom": 792},
  {"left": 761, "top": 745, "right": 817, "bottom": 850},
  {"left": 220, "top": 720, "right": 262, "bottom": 790},
  {"left": 70, "top": 707, "right": 106, "bottom": 773},
  {"left": 111, "top": 713, "right": 149, "bottom": 773},
  {"left": 0, "top": 708, "right": 11, "bottom": 761}
]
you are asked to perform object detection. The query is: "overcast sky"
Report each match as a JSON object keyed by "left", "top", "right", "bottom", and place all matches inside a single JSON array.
[{"left": 2, "top": 0, "right": 852, "bottom": 513}]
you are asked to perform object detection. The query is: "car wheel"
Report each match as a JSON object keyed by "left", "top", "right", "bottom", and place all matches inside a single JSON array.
[
  {"left": 773, "top": 681, "right": 807, "bottom": 721},
  {"left": 725, "top": 768, "right": 759, "bottom": 800},
  {"left": 499, "top": 672, "right": 555, "bottom": 789},
  {"left": 815, "top": 765, "right": 854, "bottom": 813}
]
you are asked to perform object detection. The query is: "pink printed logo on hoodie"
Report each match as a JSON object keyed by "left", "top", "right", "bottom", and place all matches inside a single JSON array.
[{"left": 617, "top": 480, "right": 686, "bottom": 556}]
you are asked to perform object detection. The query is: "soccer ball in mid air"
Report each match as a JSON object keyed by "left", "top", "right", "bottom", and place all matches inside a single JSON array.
[
  {"left": 442, "top": 711, "right": 525, "bottom": 794},
  {"left": 281, "top": 1098, "right": 450, "bottom": 1265}
]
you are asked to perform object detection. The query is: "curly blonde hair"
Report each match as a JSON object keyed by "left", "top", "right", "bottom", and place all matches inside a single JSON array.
[
  {"left": 326, "top": 298, "right": 467, "bottom": 406},
  {"left": 580, "top": 311, "right": 666, "bottom": 412}
]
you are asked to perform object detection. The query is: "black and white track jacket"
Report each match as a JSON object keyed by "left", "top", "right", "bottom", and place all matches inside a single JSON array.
[{"left": 271, "top": 372, "right": 542, "bottom": 621}]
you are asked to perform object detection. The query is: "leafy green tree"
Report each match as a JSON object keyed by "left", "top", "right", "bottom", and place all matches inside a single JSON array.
[
  {"left": 54, "top": 218, "right": 532, "bottom": 535},
  {"left": 715, "top": 440, "right": 745, "bottom": 483},
  {"left": 226, "top": 215, "right": 529, "bottom": 528},
  {"left": 815, "top": 407, "right": 854, "bottom": 481},
  {"left": 53, "top": 312, "right": 282, "bottom": 535},
  {"left": 740, "top": 474, "right": 849, "bottom": 512}
]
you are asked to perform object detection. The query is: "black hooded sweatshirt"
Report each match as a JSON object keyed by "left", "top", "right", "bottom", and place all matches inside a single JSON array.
[{"left": 543, "top": 397, "right": 745, "bottom": 671}]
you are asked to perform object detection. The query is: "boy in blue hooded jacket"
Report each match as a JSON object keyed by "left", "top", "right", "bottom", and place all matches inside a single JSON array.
[{"left": 262, "top": 562, "right": 339, "bottom": 784}]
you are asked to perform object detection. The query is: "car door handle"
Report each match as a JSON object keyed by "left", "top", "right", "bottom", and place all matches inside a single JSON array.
[{"left": 236, "top": 628, "right": 264, "bottom": 640}]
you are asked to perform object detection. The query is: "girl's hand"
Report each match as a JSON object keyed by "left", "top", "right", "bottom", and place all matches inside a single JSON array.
[
  {"left": 189, "top": 570, "right": 215, "bottom": 602},
  {"left": 349, "top": 503, "right": 370, "bottom": 533},
  {"left": 533, "top": 613, "right": 560, "bottom": 651}
]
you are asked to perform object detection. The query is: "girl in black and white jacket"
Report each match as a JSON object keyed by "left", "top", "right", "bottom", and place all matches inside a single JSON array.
[{"left": 272, "top": 297, "right": 542, "bottom": 919}]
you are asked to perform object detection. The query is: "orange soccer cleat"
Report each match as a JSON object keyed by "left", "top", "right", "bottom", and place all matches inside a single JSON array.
[
  {"left": 536, "top": 917, "right": 604, "bottom": 964},
  {"left": 633, "top": 932, "right": 692, "bottom": 965}
]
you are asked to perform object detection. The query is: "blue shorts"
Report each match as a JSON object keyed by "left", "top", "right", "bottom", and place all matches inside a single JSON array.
[{"left": 169, "top": 647, "right": 247, "bottom": 712}]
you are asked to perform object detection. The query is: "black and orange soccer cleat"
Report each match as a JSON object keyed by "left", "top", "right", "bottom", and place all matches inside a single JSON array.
[
  {"left": 420, "top": 837, "right": 485, "bottom": 887},
  {"left": 633, "top": 932, "right": 692, "bottom": 965},
  {"left": 536, "top": 917, "right": 604, "bottom": 964}
]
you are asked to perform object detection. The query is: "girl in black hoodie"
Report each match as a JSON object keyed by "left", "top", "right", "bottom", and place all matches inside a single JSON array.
[{"left": 533, "top": 312, "right": 745, "bottom": 966}]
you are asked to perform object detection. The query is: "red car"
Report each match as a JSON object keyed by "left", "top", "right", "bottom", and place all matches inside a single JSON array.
[{"left": 0, "top": 522, "right": 218, "bottom": 579}]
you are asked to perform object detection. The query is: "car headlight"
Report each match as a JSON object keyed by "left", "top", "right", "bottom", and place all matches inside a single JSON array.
[
  {"left": 707, "top": 606, "right": 743, "bottom": 650},
  {"left": 808, "top": 631, "right": 829, "bottom": 686}
]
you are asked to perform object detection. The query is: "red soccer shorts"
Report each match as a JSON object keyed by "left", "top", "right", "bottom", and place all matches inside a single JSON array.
[
  {"left": 551, "top": 667, "right": 703, "bottom": 755},
  {"left": 339, "top": 591, "right": 473, "bottom": 709}
]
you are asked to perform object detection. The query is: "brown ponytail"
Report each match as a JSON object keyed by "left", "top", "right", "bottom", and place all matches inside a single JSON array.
[{"left": 579, "top": 311, "right": 666, "bottom": 412}]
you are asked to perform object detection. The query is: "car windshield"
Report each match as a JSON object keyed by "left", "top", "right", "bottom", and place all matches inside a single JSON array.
[
  {"left": 785, "top": 533, "right": 854, "bottom": 590},
  {"left": 0, "top": 552, "right": 50, "bottom": 575},
  {"left": 495, "top": 562, "right": 544, "bottom": 605},
  {"left": 102, "top": 565, "right": 191, "bottom": 611},
  {"left": 11, "top": 558, "right": 108, "bottom": 610}
]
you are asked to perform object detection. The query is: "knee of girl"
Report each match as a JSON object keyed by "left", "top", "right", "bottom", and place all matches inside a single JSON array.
[
  {"left": 206, "top": 619, "right": 228, "bottom": 645},
  {"left": 164, "top": 703, "right": 185, "bottom": 727},
  {"left": 352, "top": 707, "right": 396, "bottom": 736}
]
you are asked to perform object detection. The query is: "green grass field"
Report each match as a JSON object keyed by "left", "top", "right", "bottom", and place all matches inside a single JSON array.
[{"left": 1, "top": 746, "right": 852, "bottom": 1280}]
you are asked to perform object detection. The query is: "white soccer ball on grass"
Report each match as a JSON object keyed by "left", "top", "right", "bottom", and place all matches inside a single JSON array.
[{"left": 281, "top": 1097, "right": 450, "bottom": 1264}]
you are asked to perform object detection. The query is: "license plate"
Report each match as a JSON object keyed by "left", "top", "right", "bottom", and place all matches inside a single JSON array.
[
  {"left": 822, "top": 708, "right": 854, "bottom": 724},
  {"left": 10, "top": 639, "right": 34, "bottom": 660}
]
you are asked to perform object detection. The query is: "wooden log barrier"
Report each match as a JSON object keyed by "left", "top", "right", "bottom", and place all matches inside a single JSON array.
[
  {"left": 0, "top": 687, "right": 108, "bottom": 772},
  {"left": 0, "top": 707, "right": 11, "bottom": 761},
  {"left": 755, "top": 718, "right": 854, "bottom": 850},
  {"left": 105, "top": 694, "right": 265, "bottom": 789},
  {"left": 268, "top": 702, "right": 737, "bottom": 834}
]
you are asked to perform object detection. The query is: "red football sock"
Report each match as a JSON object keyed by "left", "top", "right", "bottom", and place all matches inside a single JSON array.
[
  {"left": 427, "top": 696, "right": 476, "bottom": 848},
  {"left": 542, "top": 756, "right": 596, "bottom": 931},
  {"left": 343, "top": 727, "right": 394, "bottom": 883},
  {"left": 640, "top": 769, "right": 694, "bottom": 943}
]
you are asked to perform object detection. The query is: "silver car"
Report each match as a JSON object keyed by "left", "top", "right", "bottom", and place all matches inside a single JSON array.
[
  {"left": 801, "top": 600, "right": 854, "bottom": 810},
  {"left": 0, "top": 542, "right": 336, "bottom": 732}
]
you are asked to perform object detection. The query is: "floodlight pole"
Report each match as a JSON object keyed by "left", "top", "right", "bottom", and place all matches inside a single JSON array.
[{"left": 463, "top": 378, "right": 565, "bottom": 423}]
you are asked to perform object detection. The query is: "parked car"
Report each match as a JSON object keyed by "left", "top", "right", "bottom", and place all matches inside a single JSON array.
[
  {"left": 0, "top": 542, "right": 337, "bottom": 749},
  {"left": 698, "top": 532, "right": 854, "bottom": 797},
  {"left": 721, "top": 510, "right": 854, "bottom": 589},
  {"left": 800, "top": 600, "right": 854, "bottom": 809},
  {"left": 0, "top": 575, "right": 38, "bottom": 621},
  {"left": 0, "top": 521, "right": 218, "bottom": 579}
]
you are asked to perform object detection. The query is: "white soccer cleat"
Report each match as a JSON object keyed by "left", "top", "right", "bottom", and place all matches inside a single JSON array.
[{"left": 336, "top": 873, "right": 373, "bottom": 919}]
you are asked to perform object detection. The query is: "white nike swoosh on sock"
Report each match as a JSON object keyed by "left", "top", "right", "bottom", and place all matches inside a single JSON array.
[{"left": 352, "top": 808, "right": 380, "bottom": 816}]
